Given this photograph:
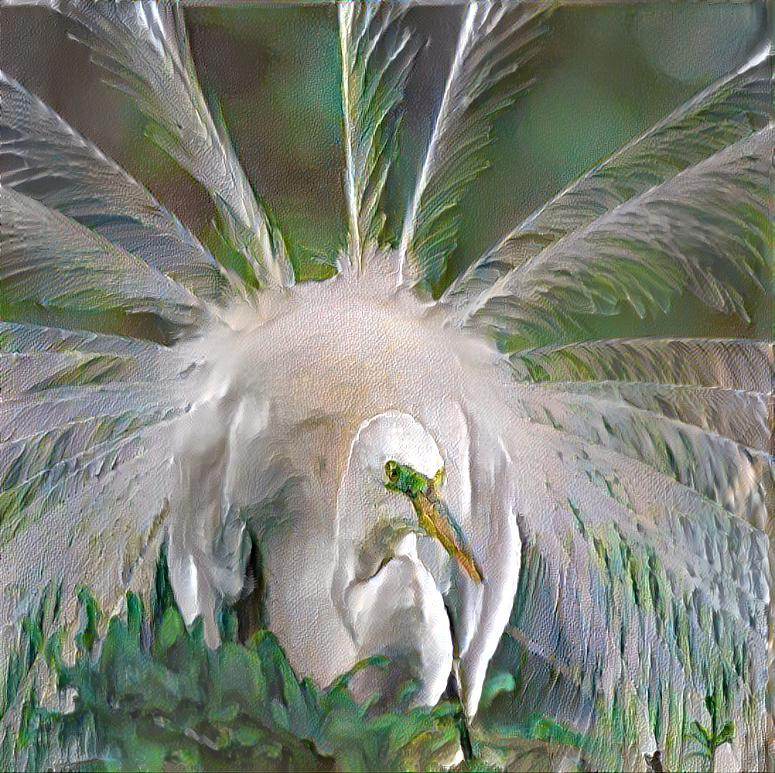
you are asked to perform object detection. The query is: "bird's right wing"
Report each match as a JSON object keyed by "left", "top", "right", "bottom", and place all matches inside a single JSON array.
[
  {"left": 0, "top": 186, "right": 204, "bottom": 331},
  {"left": 0, "top": 326, "right": 196, "bottom": 617},
  {"left": 0, "top": 70, "right": 231, "bottom": 305},
  {"left": 0, "top": 52, "right": 241, "bottom": 647},
  {"left": 2, "top": 0, "right": 294, "bottom": 288}
]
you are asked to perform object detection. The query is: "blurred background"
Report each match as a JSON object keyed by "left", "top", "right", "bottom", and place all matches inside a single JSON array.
[{"left": 0, "top": 1, "right": 768, "bottom": 336}]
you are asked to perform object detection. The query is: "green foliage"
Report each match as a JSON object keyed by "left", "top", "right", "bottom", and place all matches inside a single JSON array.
[
  {"left": 686, "top": 692, "right": 735, "bottom": 770},
  {"left": 1, "top": 556, "right": 613, "bottom": 772},
  {"left": 0, "top": 584, "right": 62, "bottom": 773},
  {"left": 3, "top": 556, "right": 465, "bottom": 772}
]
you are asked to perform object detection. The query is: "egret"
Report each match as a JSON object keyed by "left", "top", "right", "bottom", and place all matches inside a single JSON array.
[{"left": 0, "top": 1, "right": 770, "bottom": 770}]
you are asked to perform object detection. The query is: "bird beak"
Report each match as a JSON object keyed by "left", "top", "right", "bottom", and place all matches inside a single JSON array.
[
  {"left": 383, "top": 461, "right": 483, "bottom": 583},
  {"left": 425, "top": 498, "right": 484, "bottom": 584},
  {"left": 414, "top": 479, "right": 482, "bottom": 584}
]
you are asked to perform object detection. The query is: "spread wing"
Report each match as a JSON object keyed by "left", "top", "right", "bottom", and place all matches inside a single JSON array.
[
  {"left": 3, "top": 0, "right": 293, "bottom": 288},
  {"left": 0, "top": 2, "right": 245, "bottom": 659},
  {"left": 442, "top": 50, "right": 771, "bottom": 319},
  {"left": 0, "top": 69, "right": 230, "bottom": 303},
  {"left": 0, "top": 184, "right": 208, "bottom": 657},
  {"left": 441, "top": 47, "right": 773, "bottom": 771}
]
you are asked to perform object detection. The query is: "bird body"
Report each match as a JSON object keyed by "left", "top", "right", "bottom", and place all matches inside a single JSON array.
[{"left": 164, "top": 271, "right": 517, "bottom": 705}]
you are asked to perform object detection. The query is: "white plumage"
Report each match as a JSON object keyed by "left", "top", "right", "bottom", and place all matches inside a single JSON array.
[{"left": 0, "top": 2, "right": 770, "bottom": 770}]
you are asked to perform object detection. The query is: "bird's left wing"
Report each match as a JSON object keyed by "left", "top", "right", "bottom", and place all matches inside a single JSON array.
[
  {"left": 448, "top": 127, "right": 771, "bottom": 349},
  {"left": 443, "top": 50, "right": 771, "bottom": 315},
  {"left": 438, "top": 46, "right": 773, "bottom": 771},
  {"left": 490, "top": 407, "right": 770, "bottom": 770}
]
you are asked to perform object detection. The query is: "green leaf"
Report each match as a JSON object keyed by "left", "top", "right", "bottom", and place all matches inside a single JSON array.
[
  {"left": 155, "top": 607, "right": 185, "bottom": 657},
  {"left": 478, "top": 671, "right": 517, "bottom": 711},
  {"left": 75, "top": 587, "right": 101, "bottom": 655},
  {"left": 716, "top": 721, "right": 735, "bottom": 747}
]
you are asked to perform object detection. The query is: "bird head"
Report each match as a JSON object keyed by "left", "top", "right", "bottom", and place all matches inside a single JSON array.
[
  {"left": 384, "top": 458, "right": 434, "bottom": 498},
  {"left": 383, "top": 458, "right": 482, "bottom": 584},
  {"left": 335, "top": 412, "right": 450, "bottom": 571},
  {"left": 331, "top": 411, "right": 461, "bottom": 708}
]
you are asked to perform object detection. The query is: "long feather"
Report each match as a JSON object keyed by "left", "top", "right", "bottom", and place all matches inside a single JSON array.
[
  {"left": 0, "top": 70, "right": 230, "bottom": 304},
  {"left": 0, "top": 186, "right": 204, "bottom": 331},
  {"left": 0, "top": 412, "right": 182, "bottom": 657},
  {"left": 538, "top": 380, "right": 767, "bottom": 450},
  {"left": 454, "top": 128, "right": 771, "bottom": 349},
  {"left": 3, "top": 0, "right": 294, "bottom": 288},
  {"left": 338, "top": 1, "right": 416, "bottom": 271},
  {"left": 0, "top": 320, "right": 194, "bottom": 361},
  {"left": 399, "top": 0, "right": 550, "bottom": 290},
  {"left": 509, "top": 337, "right": 770, "bottom": 391},
  {"left": 0, "top": 322, "right": 197, "bottom": 399},
  {"left": 0, "top": 326, "right": 197, "bottom": 640},
  {"left": 493, "top": 417, "right": 768, "bottom": 769},
  {"left": 513, "top": 382, "right": 771, "bottom": 526},
  {"left": 443, "top": 49, "right": 772, "bottom": 311}
]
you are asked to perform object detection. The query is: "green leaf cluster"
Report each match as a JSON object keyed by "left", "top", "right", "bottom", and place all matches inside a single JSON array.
[
  {"left": 2, "top": 556, "right": 463, "bottom": 772},
  {"left": 686, "top": 693, "right": 735, "bottom": 769}
]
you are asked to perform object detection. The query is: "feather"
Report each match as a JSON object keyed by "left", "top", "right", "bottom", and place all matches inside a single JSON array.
[
  {"left": 0, "top": 383, "right": 184, "bottom": 444},
  {"left": 0, "top": 186, "right": 204, "bottom": 332},
  {"left": 512, "top": 382, "right": 771, "bottom": 527},
  {"left": 532, "top": 380, "right": 768, "bottom": 451},
  {"left": 399, "top": 0, "right": 550, "bottom": 290},
  {"left": 338, "top": 1, "right": 416, "bottom": 271},
  {"left": 2, "top": 424, "right": 177, "bottom": 654},
  {"left": 509, "top": 337, "right": 770, "bottom": 392},
  {"left": 0, "top": 4, "right": 768, "bottom": 766},
  {"left": 0, "top": 70, "right": 231, "bottom": 304},
  {"left": 5, "top": 0, "right": 293, "bottom": 288},
  {"left": 455, "top": 128, "right": 771, "bottom": 348},
  {"left": 0, "top": 350, "right": 197, "bottom": 651},
  {"left": 0, "top": 322, "right": 198, "bottom": 398},
  {"left": 0, "top": 402, "right": 182, "bottom": 545},
  {"left": 0, "top": 408, "right": 181, "bottom": 628},
  {"left": 1, "top": 352, "right": 153, "bottom": 398},
  {"left": 0, "top": 320, "right": 192, "bottom": 360},
  {"left": 444, "top": 50, "right": 772, "bottom": 310},
  {"left": 493, "top": 421, "right": 768, "bottom": 769},
  {"left": 509, "top": 336, "right": 772, "bottom": 449}
]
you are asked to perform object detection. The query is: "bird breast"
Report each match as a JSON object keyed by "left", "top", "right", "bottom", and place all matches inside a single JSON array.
[{"left": 172, "top": 269, "right": 511, "bottom": 691}]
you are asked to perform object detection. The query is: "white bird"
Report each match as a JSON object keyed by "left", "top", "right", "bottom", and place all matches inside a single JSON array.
[{"left": 0, "top": 2, "right": 771, "bottom": 770}]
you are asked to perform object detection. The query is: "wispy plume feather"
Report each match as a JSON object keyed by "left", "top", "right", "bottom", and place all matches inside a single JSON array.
[
  {"left": 456, "top": 128, "right": 772, "bottom": 350},
  {"left": 444, "top": 50, "right": 773, "bottom": 312},
  {"left": 338, "top": 0, "right": 416, "bottom": 272},
  {"left": 0, "top": 70, "right": 231, "bottom": 305},
  {"left": 0, "top": 185, "right": 203, "bottom": 329},
  {"left": 2, "top": 0, "right": 294, "bottom": 289},
  {"left": 399, "top": 0, "right": 551, "bottom": 291}
]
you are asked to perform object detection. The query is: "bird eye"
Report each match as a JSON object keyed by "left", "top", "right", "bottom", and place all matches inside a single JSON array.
[{"left": 385, "top": 460, "right": 399, "bottom": 482}]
